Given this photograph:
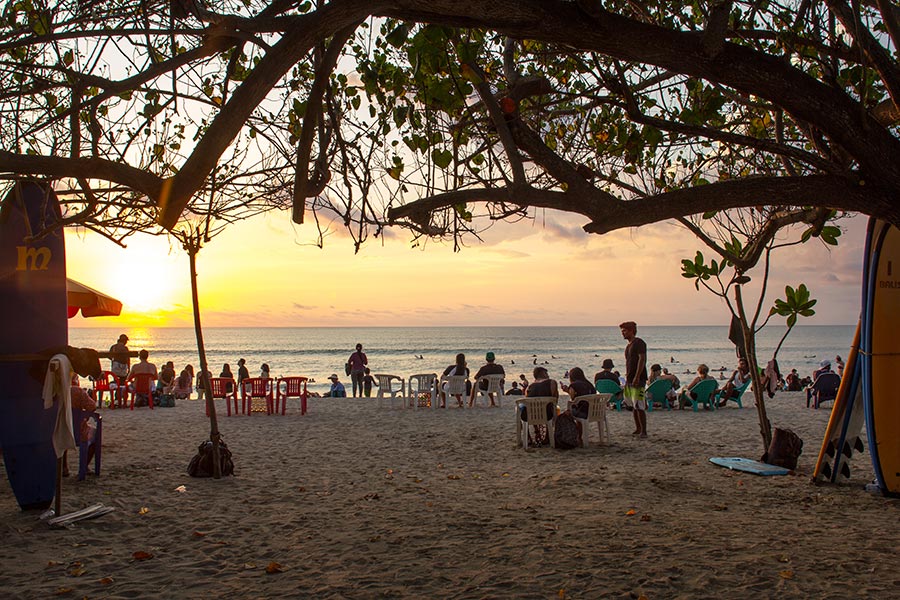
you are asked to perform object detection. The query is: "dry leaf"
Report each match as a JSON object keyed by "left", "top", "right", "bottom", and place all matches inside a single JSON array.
[
  {"left": 192, "top": 531, "right": 206, "bottom": 537},
  {"left": 138, "top": 507, "right": 149, "bottom": 515},
  {"left": 501, "top": 472, "right": 510, "bottom": 477},
  {"left": 638, "top": 595, "right": 650, "bottom": 600},
  {"left": 174, "top": 485, "right": 186, "bottom": 493},
  {"left": 244, "top": 563, "right": 257, "bottom": 570},
  {"left": 53, "top": 588, "right": 73, "bottom": 595},
  {"left": 99, "top": 577, "right": 114, "bottom": 585},
  {"left": 131, "top": 551, "right": 153, "bottom": 561},
  {"left": 265, "top": 562, "right": 283, "bottom": 574},
  {"left": 625, "top": 509, "right": 636, "bottom": 516},
  {"left": 66, "top": 567, "right": 86, "bottom": 577},
  {"left": 779, "top": 570, "right": 794, "bottom": 579},
  {"left": 47, "top": 560, "right": 62, "bottom": 567},
  {"left": 447, "top": 474, "right": 461, "bottom": 480},
  {"left": 558, "top": 589, "right": 566, "bottom": 599}
]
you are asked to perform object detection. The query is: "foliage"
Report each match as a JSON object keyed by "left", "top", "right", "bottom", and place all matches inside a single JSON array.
[{"left": 0, "top": 0, "right": 896, "bottom": 250}]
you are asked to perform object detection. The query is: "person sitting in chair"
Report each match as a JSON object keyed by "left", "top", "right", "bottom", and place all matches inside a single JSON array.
[{"left": 717, "top": 357, "right": 751, "bottom": 407}]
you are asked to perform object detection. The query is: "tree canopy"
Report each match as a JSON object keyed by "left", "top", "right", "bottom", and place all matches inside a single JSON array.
[{"left": 0, "top": 0, "right": 897, "bottom": 247}]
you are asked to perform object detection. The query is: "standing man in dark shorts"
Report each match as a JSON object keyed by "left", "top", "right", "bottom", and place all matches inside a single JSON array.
[
  {"left": 109, "top": 333, "right": 130, "bottom": 406},
  {"left": 347, "top": 343, "right": 368, "bottom": 398},
  {"left": 620, "top": 321, "right": 648, "bottom": 438}
]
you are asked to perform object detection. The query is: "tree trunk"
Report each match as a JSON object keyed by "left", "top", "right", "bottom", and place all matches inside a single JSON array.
[
  {"left": 187, "top": 244, "right": 222, "bottom": 479},
  {"left": 735, "top": 285, "right": 772, "bottom": 450}
]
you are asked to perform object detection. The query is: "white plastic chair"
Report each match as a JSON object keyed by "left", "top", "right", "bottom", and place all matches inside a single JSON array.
[
  {"left": 471, "top": 373, "right": 504, "bottom": 408},
  {"left": 375, "top": 373, "right": 406, "bottom": 409},
  {"left": 407, "top": 373, "right": 438, "bottom": 409},
  {"left": 440, "top": 375, "right": 468, "bottom": 408},
  {"left": 516, "top": 396, "right": 558, "bottom": 449},
  {"left": 571, "top": 393, "right": 611, "bottom": 446}
]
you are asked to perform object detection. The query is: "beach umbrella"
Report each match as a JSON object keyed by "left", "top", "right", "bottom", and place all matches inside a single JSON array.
[{"left": 66, "top": 278, "right": 122, "bottom": 319}]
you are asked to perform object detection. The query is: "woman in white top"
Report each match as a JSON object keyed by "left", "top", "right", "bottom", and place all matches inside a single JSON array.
[{"left": 717, "top": 358, "right": 751, "bottom": 406}]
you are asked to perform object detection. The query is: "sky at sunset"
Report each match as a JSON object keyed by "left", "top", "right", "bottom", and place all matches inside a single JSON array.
[{"left": 65, "top": 209, "right": 868, "bottom": 328}]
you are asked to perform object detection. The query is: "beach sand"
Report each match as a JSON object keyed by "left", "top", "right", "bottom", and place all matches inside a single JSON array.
[{"left": 1, "top": 392, "right": 897, "bottom": 599}]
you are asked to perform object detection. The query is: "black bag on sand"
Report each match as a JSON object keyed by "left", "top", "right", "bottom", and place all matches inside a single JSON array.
[
  {"left": 345, "top": 362, "right": 352, "bottom": 376},
  {"left": 761, "top": 427, "right": 803, "bottom": 470},
  {"left": 554, "top": 412, "right": 580, "bottom": 450},
  {"left": 188, "top": 439, "right": 235, "bottom": 477}
]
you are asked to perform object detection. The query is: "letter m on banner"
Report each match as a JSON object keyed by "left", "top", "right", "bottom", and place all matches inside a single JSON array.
[{"left": 16, "top": 246, "right": 52, "bottom": 270}]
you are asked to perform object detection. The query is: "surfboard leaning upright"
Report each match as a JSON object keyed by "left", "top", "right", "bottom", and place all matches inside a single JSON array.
[
  {"left": 861, "top": 219, "right": 900, "bottom": 497},
  {"left": 0, "top": 182, "right": 67, "bottom": 510}
]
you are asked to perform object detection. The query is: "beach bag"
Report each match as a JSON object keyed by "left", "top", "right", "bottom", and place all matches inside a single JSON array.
[
  {"left": 761, "top": 427, "right": 803, "bottom": 470},
  {"left": 187, "top": 439, "right": 235, "bottom": 477},
  {"left": 554, "top": 412, "right": 579, "bottom": 450},
  {"left": 345, "top": 362, "right": 352, "bottom": 376}
]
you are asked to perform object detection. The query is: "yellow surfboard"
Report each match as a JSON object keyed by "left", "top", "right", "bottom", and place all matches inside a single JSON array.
[{"left": 862, "top": 220, "right": 900, "bottom": 496}]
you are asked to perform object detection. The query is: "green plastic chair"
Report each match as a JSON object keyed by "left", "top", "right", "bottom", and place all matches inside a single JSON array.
[
  {"left": 644, "top": 378, "right": 674, "bottom": 411},
  {"left": 715, "top": 380, "right": 750, "bottom": 408},
  {"left": 679, "top": 378, "right": 718, "bottom": 412},
  {"left": 595, "top": 379, "right": 624, "bottom": 410}
]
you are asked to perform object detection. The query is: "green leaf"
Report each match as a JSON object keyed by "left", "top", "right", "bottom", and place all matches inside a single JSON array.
[
  {"left": 431, "top": 149, "right": 453, "bottom": 169},
  {"left": 385, "top": 24, "right": 409, "bottom": 49}
]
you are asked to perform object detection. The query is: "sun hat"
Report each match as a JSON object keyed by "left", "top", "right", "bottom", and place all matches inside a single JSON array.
[
  {"left": 328, "top": 373, "right": 339, "bottom": 380},
  {"left": 601, "top": 359, "right": 614, "bottom": 369},
  {"left": 819, "top": 359, "right": 831, "bottom": 368},
  {"left": 486, "top": 351, "right": 495, "bottom": 362}
]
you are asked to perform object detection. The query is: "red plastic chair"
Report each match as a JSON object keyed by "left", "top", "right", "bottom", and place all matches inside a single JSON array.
[
  {"left": 241, "top": 377, "right": 273, "bottom": 415},
  {"left": 206, "top": 377, "right": 239, "bottom": 416},
  {"left": 92, "top": 371, "right": 117, "bottom": 408},
  {"left": 275, "top": 376, "right": 308, "bottom": 415},
  {"left": 126, "top": 372, "right": 156, "bottom": 410}
]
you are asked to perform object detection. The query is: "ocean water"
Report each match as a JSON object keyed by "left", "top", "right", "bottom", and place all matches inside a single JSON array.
[{"left": 70, "top": 326, "right": 855, "bottom": 395}]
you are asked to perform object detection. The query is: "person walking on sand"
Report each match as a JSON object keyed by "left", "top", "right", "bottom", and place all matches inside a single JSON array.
[
  {"left": 347, "top": 343, "right": 368, "bottom": 397},
  {"left": 620, "top": 321, "right": 648, "bottom": 438}
]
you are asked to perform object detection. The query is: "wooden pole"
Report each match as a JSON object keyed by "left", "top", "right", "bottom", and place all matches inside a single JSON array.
[{"left": 185, "top": 238, "right": 222, "bottom": 478}]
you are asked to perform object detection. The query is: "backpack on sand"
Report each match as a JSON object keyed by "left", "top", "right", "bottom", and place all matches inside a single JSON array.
[
  {"left": 554, "top": 412, "right": 580, "bottom": 450},
  {"left": 187, "top": 439, "right": 235, "bottom": 477}
]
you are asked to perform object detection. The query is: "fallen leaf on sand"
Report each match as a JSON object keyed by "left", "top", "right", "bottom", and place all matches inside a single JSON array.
[
  {"left": 266, "top": 562, "right": 284, "bottom": 574},
  {"left": 638, "top": 595, "right": 649, "bottom": 600},
  {"left": 558, "top": 589, "right": 566, "bottom": 598},
  {"left": 99, "top": 577, "right": 114, "bottom": 585},
  {"left": 501, "top": 472, "right": 510, "bottom": 477},
  {"left": 447, "top": 474, "right": 461, "bottom": 480},
  {"left": 138, "top": 507, "right": 149, "bottom": 515},
  {"left": 66, "top": 566, "right": 86, "bottom": 577},
  {"left": 174, "top": 485, "right": 186, "bottom": 493},
  {"left": 47, "top": 560, "right": 62, "bottom": 567},
  {"left": 53, "top": 588, "right": 73, "bottom": 595},
  {"left": 779, "top": 570, "right": 794, "bottom": 579},
  {"left": 131, "top": 551, "right": 153, "bottom": 561},
  {"left": 625, "top": 509, "right": 636, "bottom": 516},
  {"left": 778, "top": 555, "right": 790, "bottom": 563},
  {"left": 244, "top": 563, "right": 257, "bottom": 570}
]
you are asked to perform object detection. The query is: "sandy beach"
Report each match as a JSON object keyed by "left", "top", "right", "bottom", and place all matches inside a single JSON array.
[{"left": 1, "top": 391, "right": 897, "bottom": 599}]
